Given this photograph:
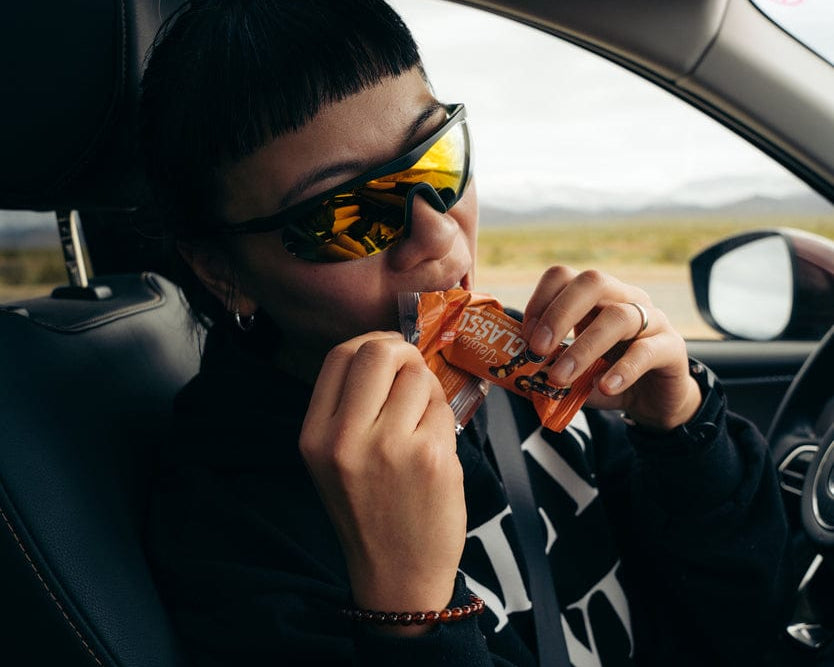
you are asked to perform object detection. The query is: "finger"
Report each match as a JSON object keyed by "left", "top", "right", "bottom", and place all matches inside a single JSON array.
[
  {"left": 598, "top": 325, "right": 684, "bottom": 396},
  {"left": 414, "top": 394, "right": 458, "bottom": 452},
  {"left": 526, "top": 269, "right": 637, "bottom": 357},
  {"left": 521, "top": 265, "right": 577, "bottom": 343},
  {"left": 379, "top": 358, "right": 438, "bottom": 435},
  {"left": 335, "top": 338, "right": 427, "bottom": 428},
  {"left": 305, "top": 331, "right": 403, "bottom": 426},
  {"left": 547, "top": 301, "right": 659, "bottom": 386}
]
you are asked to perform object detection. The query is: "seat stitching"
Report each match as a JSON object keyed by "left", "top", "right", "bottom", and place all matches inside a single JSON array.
[{"left": 0, "top": 506, "right": 104, "bottom": 667}]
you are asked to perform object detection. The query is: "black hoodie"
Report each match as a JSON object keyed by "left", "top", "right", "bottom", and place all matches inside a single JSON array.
[{"left": 147, "top": 327, "right": 792, "bottom": 666}]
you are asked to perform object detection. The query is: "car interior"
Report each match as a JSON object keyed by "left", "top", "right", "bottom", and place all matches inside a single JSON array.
[
  {"left": 2, "top": 0, "right": 834, "bottom": 665},
  {"left": 1, "top": 1, "right": 194, "bottom": 665}
]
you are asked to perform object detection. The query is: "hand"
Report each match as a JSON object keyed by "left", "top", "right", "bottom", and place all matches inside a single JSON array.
[
  {"left": 520, "top": 267, "right": 702, "bottom": 431},
  {"left": 299, "top": 331, "right": 465, "bottom": 631}
]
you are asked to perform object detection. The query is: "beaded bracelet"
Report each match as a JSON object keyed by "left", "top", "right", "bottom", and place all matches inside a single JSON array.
[{"left": 341, "top": 594, "right": 485, "bottom": 626}]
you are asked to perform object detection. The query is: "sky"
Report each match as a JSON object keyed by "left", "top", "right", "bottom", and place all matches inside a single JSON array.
[
  {"left": 752, "top": 0, "right": 834, "bottom": 64},
  {"left": 389, "top": 0, "right": 834, "bottom": 212}
]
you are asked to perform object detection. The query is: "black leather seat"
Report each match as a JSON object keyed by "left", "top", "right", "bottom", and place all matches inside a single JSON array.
[
  {"left": 0, "top": 274, "right": 199, "bottom": 666},
  {"left": 0, "top": 1, "right": 196, "bottom": 665}
]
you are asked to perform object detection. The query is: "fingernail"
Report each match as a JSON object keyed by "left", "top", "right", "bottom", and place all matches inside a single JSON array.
[
  {"left": 529, "top": 324, "right": 553, "bottom": 355},
  {"left": 606, "top": 374, "right": 623, "bottom": 392},
  {"left": 551, "top": 355, "right": 575, "bottom": 383}
]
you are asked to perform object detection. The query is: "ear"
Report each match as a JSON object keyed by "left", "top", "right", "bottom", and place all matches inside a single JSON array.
[{"left": 177, "top": 241, "right": 258, "bottom": 316}]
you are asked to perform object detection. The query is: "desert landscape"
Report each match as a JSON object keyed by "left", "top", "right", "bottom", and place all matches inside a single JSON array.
[
  {"left": 475, "top": 215, "right": 834, "bottom": 339},
  {"left": 2, "top": 214, "right": 834, "bottom": 340}
]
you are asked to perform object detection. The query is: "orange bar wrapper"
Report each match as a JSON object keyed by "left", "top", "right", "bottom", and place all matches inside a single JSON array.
[
  {"left": 399, "top": 289, "right": 613, "bottom": 432},
  {"left": 399, "top": 290, "right": 489, "bottom": 432}
]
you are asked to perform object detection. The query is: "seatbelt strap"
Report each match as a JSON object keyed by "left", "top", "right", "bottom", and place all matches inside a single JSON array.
[{"left": 485, "top": 387, "right": 572, "bottom": 667}]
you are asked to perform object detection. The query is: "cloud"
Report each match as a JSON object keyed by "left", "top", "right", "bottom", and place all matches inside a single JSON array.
[{"left": 389, "top": 0, "right": 815, "bottom": 210}]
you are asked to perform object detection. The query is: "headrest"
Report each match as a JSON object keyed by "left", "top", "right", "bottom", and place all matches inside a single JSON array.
[{"left": 0, "top": 0, "right": 182, "bottom": 212}]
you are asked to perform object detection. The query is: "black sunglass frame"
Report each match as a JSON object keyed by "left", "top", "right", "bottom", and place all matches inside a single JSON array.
[{"left": 208, "top": 103, "right": 468, "bottom": 236}]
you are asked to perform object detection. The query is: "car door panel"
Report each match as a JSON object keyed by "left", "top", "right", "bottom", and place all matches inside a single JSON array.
[{"left": 688, "top": 339, "right": 816, "bottom": 435}]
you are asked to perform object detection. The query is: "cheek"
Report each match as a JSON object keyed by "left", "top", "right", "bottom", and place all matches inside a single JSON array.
[
  {"left": 275, "top": 271, "right": 396, "bottom": 347},
  {"left": 236, "top": 242, "right": 394, "bottom": 343},
  {"left": 454, "top": 181, "right": 479, "bottom": 254}
]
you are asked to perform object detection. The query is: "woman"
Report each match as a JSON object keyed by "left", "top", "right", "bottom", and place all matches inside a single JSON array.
[{"left": 140, "top": 1, "right": 792, "bottom": 664}]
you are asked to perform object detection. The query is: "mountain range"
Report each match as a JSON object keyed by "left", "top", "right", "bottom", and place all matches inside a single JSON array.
[{"left": 479, "top": 189, "right": 832, "bottom": 226}]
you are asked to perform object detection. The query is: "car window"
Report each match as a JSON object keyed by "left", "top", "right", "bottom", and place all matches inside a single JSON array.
[
  {"left": 0, "top": 209, "right": 66, "bottom": 301},
  {"left": 390, "top": 0, "right": 834, "bottom": 340},
  {"left": 3, "top": 0, "right": 832, "bottom": 340},
  {"left": 750, "top": 0, "right": 834, "bottom": 65}
]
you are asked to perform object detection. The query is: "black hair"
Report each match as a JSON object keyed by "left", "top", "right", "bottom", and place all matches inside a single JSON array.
[{"left": 139, "top": 0, "right": 423, "bottom": 328}]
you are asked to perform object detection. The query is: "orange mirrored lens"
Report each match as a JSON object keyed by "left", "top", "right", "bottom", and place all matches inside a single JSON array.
[
  {"left": 283, "top": 120, "right": 468, "bottom": 262},
  {"left": 373, "top": 123, "right": 466, "bottom": 196}
]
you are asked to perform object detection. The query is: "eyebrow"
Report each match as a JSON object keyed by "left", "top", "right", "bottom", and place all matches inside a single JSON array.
[{"left": 277, "top": 100, "right": 445, "bottom": 210}]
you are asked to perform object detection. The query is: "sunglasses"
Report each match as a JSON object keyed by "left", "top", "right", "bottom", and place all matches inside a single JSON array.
[{"left": 210, "top": 103, "right": 471, "bottom": 262}]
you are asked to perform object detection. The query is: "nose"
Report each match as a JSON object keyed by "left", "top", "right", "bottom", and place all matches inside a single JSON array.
[
  {"left": 387, "top": 188, "right": 461, "bottom": 272},
  {"left": 402, "top": 183, "right": 449, "bottom": 237}
]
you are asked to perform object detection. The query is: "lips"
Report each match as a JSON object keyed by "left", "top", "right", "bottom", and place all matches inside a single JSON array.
[{"left": 432, "top": 273, "right": 470, "bottom": 293}]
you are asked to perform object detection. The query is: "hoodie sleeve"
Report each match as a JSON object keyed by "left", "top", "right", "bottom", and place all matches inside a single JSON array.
[{"left": 588, "top": 404, "right": 793, "bottom": 667}]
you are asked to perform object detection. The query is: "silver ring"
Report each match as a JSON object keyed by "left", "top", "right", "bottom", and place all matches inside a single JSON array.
[{"left": 628, "top": 302, "right": 649, "bottom": 338}]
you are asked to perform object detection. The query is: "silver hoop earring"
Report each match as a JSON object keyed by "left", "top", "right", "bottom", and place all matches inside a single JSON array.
[{"left": 234, "top": 310, "right": 255, "bottom": 332}]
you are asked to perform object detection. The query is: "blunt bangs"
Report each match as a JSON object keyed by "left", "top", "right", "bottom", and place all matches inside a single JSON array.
[{"left": 140, "top": 0, "right": 422, "bottom": 219}]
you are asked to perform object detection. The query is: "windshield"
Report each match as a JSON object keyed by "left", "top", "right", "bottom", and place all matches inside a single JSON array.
[{"left": 750, "top": 0, "right": 834, "bottom": 65}]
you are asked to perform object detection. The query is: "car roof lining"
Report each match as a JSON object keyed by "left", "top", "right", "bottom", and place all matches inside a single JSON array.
[{"left": 451, "top": 0, "right": 729, "bottom": 80}]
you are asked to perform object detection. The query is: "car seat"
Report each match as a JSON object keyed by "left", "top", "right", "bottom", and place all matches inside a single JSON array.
[{"left": 0, "top": 1, "right": 197, "bottom": 666}]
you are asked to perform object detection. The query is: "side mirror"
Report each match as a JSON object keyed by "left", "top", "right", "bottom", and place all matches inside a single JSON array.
[{"left": 690, "top": 228, "right": 834, "bottom": 341}]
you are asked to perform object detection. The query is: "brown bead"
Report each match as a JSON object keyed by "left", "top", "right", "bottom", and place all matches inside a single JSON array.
[{"left": 341, "top": 592, "right": 487, "bottom": 627}]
